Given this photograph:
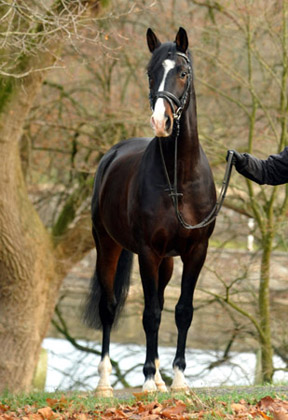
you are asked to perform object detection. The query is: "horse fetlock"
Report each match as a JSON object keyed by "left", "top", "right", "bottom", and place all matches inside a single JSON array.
[
  {"left": 173, "top": 356, "right": 186, "bottom": 371},
  {"left": 98, "top": 355, "right": 112, "bottom": 375},
  {"left": 154, "top": 359, "right": 168, "bottom": 392},
  {"left": 96, "top": 355, "right": 113, "bottom": 396},
  {"left": 143, "top": 360, "right": 156, "bottom": 378}
]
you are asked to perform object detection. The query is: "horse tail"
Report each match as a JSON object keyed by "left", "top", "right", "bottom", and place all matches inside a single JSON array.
[{"left": 84, "top": 249, "right": 133, "bottom": 330}]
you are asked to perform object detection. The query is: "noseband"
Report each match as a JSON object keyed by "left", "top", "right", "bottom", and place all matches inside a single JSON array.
[{"left": 149, "top": 52, "right": 192, "bottom": 121}]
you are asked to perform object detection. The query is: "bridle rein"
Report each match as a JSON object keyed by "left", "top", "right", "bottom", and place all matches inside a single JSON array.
[{"left": 149, "top": 51, "right": 234, "bottom": 230}]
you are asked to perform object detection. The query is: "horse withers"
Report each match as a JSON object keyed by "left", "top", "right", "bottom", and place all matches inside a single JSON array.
[{"left": 85, "top": 27, "right": 216, "bottom": 397}]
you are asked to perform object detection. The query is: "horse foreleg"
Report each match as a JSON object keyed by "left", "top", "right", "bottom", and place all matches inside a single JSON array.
[
  {"left": 171, "top": 245, "right": 208, "bottom": 391},
  {"left": 153, "top": 257, "right": 174, "bottom": 392},
  {"left": 171, "top": 290, "right": 192, "bottom": 392},
  {"left": 139, "top": 252, "right": 162, "bottom": 392}
]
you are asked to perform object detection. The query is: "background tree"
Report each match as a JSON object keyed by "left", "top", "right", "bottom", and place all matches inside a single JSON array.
[
  {"left": 190, "top": 0, "right": 288, "bottom": 383},
  {"left": 0, "top": 0, "right": 114, "bottom": 393}
]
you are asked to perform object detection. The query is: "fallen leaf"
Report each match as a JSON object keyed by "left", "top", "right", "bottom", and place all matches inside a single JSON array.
[
  {"left": 161, "top": 402, "right": 187, "bottom": 418},
  {"left": 0, "top": 415, "right": 16, "bottom": 420},
  {"left": 132, "top": 392, "right": 150, "bottom": 402},
  {"left": 37, "top": 407, "right": 57, "bottom": 420},
  {"left": 127, "top": 415, "right": 141, "bottom": 420},
  {"left": 45, "top": 400, "right": 58, "bottom": 409},
  {"left": 76, "top": 414, "right": 89, "bottom": 420},
  {"left": 258, "top": 410, "right": 273, "bottom": 420},
  {"left": 0, "top": 405, "right": 10, "bottom": 413},
  {"left": 151, "top": 405, "right": 162, "bottom": 414},
  {"left": 273, "top": 411, "right": 288, "bottom": 420},
  {"left": 231, "top": 403, "right": 247, "bottom": 413},
  {"left": 46, "top": 396, "right": 69, "bottom": 412}
]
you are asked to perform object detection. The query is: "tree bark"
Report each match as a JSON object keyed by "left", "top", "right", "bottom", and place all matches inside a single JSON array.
[
  {"left": 0, "top": 0, "right": 107, "bottom": 392},
  {"left": 0, "top": 71, "right": 59, "bottom": 392},
  {"left": 0, "top": 67, "right": 96, "bottom": 391}
]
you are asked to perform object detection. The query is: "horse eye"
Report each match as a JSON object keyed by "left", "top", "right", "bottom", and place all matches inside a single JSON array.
[
  {"left": 148, "top": 77, "right": 154, "bottom": 89},
  {"left": 180, "top": 71, "right": 187, "bottom": 79}
]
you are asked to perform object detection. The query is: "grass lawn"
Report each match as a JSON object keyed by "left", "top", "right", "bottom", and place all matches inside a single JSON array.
[{"left": 0, "top": 386, "right": 287, "bottom": 419}]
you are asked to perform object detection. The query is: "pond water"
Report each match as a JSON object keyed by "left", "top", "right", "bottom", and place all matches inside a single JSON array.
[{"left": 43, "top": 338, "right": 287, "bottom": 391}]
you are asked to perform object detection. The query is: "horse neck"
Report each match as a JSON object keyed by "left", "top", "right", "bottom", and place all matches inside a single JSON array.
[
  {"left": 157, "top": 86, "right": 201, "bottom": 185},
  {"left": 177, "top": 87, "right": 200, "bottom": 172}
]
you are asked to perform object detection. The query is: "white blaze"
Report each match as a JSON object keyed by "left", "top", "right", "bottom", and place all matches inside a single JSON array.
[{"left": 152, "top": 59, "right": 176, "bottom": 124}]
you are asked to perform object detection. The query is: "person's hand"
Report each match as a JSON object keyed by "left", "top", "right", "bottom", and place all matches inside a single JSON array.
[{"left": 226, "top": 150, "right": 246, "bottom": 167}]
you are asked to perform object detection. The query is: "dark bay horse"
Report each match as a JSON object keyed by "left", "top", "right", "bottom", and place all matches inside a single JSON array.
[{"left": 85, "top": 27, "right": 216, "bottom": 396}]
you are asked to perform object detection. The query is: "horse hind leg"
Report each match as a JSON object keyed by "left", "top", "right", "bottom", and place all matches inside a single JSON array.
[{"left": 85, "top": 237, "right": 133, "bottom": 397}]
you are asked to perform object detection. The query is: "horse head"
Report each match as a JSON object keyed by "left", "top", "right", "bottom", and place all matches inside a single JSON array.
[{"left": 146, "top": 27, "right": 192, "bottom": 138}]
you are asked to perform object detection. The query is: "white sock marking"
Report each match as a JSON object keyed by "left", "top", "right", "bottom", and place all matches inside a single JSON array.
[
  {"left": 171, "top": 366, "right": 189, "bottom": 391},
  {"left": 143, "top": 378, "right": 157, "bottom": 392},
  {"left": 97, "top": 355, "right": 112, "bottom": 390},
  {"left": 154, "top": 359, "right": 168, "bottom": 392}
]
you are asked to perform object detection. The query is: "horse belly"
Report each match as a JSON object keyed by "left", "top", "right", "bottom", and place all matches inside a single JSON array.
[{"left": 97, "top": 160, "right": 140, "bottom": 253}]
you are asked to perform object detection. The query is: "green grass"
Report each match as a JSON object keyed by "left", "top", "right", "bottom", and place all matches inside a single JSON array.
[
  {"left": 1, "top": 385, "right": 287, "bottom": 410},
  {"left": 0, "top": 391, "right": 88, "bottom": 410}
]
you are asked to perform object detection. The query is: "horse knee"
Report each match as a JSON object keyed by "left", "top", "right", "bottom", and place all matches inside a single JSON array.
[
  {"left": 175, "top": 303, "right": 193, "bottom": 330},
  {"left": 142, "top": 306, "right": 161, "bottom": 334}
]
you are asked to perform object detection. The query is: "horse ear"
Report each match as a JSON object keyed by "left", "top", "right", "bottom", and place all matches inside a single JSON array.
[
  {"left": 175, "top": 27, "right": 188, "bottom": 53},
  {"left": 146, "top": 28, "right": 161, "bottom": 53}
]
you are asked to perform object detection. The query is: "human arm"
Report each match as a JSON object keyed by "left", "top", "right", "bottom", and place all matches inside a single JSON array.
[{"left": 228, "top": 147, "right": 288, "bottom": 186}]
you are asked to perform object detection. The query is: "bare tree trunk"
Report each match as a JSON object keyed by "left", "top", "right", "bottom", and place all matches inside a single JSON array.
[
  {"left": 258, "top": 234, "right": 274, "bottom": 383},
  {"left": 0, "top": 0, "right": 107, "bottom": 391},
  {"left": 0, "top": 72, "right": 64, "bottom": 392}
]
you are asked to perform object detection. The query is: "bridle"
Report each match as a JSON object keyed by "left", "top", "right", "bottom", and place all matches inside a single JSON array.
[{"left": 149, "top": 51, "right": 234, "bottom": 230}]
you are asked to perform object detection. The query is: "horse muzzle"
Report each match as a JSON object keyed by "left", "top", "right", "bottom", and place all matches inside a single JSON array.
[{"left": 150, "top": 104, "right": 173, "bottom": 137}]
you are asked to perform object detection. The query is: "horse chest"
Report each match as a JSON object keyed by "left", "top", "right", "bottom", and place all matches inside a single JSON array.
[{"left": 138, "top": 197, "right": 207, "bottom": 257}]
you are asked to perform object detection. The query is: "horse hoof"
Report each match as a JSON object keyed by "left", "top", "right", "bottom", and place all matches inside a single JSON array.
[
  {"left": 95, "top": 386, "right": 113, "bottom": 398},
  {"left": 143, "top": 379, "right": 157, "bottom": 393},
  {"left": 156, "top": 382, "right": 168, "bottom": 392}
]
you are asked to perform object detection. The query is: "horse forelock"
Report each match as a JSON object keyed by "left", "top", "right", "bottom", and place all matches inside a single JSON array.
[{"left": 147, "top": 42, "right": 192, "bottom": 74}]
